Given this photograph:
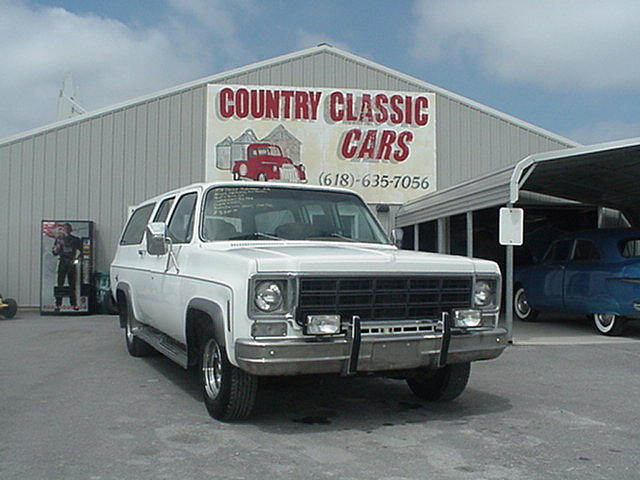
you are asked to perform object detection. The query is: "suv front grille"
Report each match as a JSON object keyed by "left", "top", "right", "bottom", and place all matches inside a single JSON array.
[{"left": 296, "top": 276, "right": 472, "bottom": 323}]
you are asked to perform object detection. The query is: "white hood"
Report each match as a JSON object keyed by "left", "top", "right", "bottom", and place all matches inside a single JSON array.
[{"left": 206, "top": 241, "right": 498, "bottom": 275}]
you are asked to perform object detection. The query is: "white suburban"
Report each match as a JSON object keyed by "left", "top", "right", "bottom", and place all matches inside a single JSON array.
[{"left": 111, "top": 182, "right": 507, "bottom": 421}]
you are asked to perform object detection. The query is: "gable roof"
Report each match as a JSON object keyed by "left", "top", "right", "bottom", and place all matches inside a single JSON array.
[{"left": 0, "top": 44, "right": 578, "bottom": 148}]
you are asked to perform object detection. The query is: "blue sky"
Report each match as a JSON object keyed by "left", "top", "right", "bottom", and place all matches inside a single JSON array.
[{"left": 2, "top": 0, "right": 640, "bottom": 144}]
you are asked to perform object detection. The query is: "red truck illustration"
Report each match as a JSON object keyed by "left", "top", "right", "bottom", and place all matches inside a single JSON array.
[{"left": 232, "top": 143, "right": 307, "bottom": 183}]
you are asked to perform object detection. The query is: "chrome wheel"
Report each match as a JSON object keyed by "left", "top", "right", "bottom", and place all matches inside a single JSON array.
[
  {"left": 514, "top": 288, "right": 531, "bottom": 319},
  {"left": 202, "top": 338, "right": 223, "bottom": 399},
  {"left": 593, "top": 313, "right": 625, "bottom": 336},
  {"left": 514, "top": 287, "right": 538, "bottom": 321}
]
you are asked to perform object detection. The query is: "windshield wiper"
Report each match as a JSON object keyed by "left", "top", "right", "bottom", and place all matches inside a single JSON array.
[
  {"left": 310, "top": 233, "right": 358, "bottom": 242},
  {"left": 227, "top": 232, "right": 284, "bottom": 241}
]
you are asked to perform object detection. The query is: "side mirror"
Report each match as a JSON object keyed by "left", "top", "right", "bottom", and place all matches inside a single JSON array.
[
  {"left": 391, "top": 228, "right": 404, "bottom": 248},
  {"left": 146, "top": 222, "right": 169, "bottom": 255}
]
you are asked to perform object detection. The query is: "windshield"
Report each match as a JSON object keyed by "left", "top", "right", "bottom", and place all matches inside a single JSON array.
[{"left": 201, "top": 186, "right": 389, "bottom": 244}]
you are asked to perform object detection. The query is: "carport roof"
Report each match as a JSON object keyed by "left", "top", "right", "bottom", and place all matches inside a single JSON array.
[{"left": 396, "top": 137, "right": 640, "bottom": 228}]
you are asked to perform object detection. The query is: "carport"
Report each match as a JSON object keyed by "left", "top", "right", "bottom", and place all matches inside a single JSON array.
[{"left": 396, "top": 137, "right": 640, "bottom": 341}]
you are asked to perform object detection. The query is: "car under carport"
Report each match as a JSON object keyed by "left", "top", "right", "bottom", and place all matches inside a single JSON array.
[{"left": 396, "top": 136, "right": 640, "bottom": 341}]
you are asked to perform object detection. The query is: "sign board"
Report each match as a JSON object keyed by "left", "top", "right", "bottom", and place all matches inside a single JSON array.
[
  {"left": 499, "top": 208, "right": 524, "bottom": 246},
  {"left": 205, "top": 85, "right": 436, "bottom": 204}
]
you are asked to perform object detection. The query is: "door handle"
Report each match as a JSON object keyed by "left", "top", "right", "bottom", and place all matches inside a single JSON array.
[{"left": 138, "top": 249, "right": 145, "bottom": 256}]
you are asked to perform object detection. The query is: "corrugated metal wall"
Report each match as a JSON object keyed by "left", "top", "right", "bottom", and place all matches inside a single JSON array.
[
  {"left": 0, "top": 86, "right": 207, "bottom": 306},
  {"left": 0, "top": 47, "right": 577, "bottom": 306},
  {"left": 435, "top": 97, "right": 572, "bottom": 190}
]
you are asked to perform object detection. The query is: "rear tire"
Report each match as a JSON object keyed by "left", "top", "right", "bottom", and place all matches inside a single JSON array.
[
  {"left": 257, "top": 173, "right": 267, "bottom": 182},
  {"left": 514, "top": 286, "right": 539, "bottom": 322},
  {"left": 593, "top": 313, "right": 626, "bottom": 336},
  {"left": 120, "top": 296, "right": 155, "bottom": 357},
  {"left": 1, "top": 298, "right": 17, "bottom": 319},
  {"left": 199, "top": 327, "right": 257, "bottom": 421},
  {"left": 406, "top": 362, "right": 471, "bottom": 402}
]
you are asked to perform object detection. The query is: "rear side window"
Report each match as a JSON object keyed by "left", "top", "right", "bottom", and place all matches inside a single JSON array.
[
  {"left": 620, "top": 238, "right": 640, "bottom": 257},
  {"left": 120, "top": 204, "right": 155, "bottom": 245},
  {"left": 153, "top": 197, "right": 175, "bottom": 223},
  {"left": 167, "top": 193, "right": 197, "bottom": 244},
  {"left": 572, "top": 239, "right": 600, "bottom": 262},
  {"left": 544, "top": 240, "right": 573, "bottom": 263}
]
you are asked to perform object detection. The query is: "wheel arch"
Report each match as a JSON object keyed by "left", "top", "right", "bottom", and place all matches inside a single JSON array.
[
  {"left": 185, "top": 298, "right": 227, "bottom": 368},
  {"left": 115, "top": 282, "right": 133, "bottom": 328}
]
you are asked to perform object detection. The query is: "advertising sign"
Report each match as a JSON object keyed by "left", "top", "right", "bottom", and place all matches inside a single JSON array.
[
  {"left": 40, "top": 220, "right": 94, "bottom": 315},
  {"left": 205, "top": 85, "right": 436, "bottom": 204}
]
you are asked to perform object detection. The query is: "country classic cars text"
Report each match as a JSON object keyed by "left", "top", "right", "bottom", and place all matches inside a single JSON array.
[{"left": 217, "top": 87, "right": 431, "bottom": 162}]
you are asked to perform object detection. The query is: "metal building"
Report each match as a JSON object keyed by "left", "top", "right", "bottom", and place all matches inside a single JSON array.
[{"left": 0, "top": 44, "right": 576, "bottom": 307}]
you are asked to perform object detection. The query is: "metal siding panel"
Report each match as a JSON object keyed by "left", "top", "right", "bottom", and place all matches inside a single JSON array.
[
  {"left": 169, "top": 95, "right": 182, "bottom": 188},
  {"left": 124, "top": 108, "right": 137, "bottom": 206},
  {"left": 4, "top": 145, "right": 20, "bottom": 301},
  {"left": 66, "top": 125, "right": 80, "bottom": 217},
  {"left": 157, "top": 98, "right": 170, "bottom": 193},
  {"left": 0, "top": 147, "right": 8, "bottom": 298},
  {"left": 180, "top": 91, "right": 194, "bottom": 184},
  {"left": 111, "top": 111, "right": 126, "bottom": 241},
  {"left": 89, "top": 118, "right": 103, "bottom": 222},
  {"left": 53, "top": 129, "right": 68, "bottom": 218},
  {"left": 191, "top": 87, "right": 206, "bottom": 181},
  {"left": 145, "top": 100, "right": 159, "bottom": 197},
  {"left": 99, "top": 115, "right": 115, "bottom": 270},
  {"left": 18, "top": 140, "right": 35, "bottom": 303},
  {"left": 77, "top": 122, "right": 91, "bottom": 219}
]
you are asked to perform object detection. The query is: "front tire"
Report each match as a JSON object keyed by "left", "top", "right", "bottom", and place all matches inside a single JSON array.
[
  {"left": 119, "top": 296, "right": 155, "bottom": 357},
  {"left": 199, "top": 329, "right": 257, "bottom": 421},
  {"left": 406, "top": 362, "right": 471, "bottom": 402},
  {"left": 593, "top": 313, "right": 626, "bottom": 336},
  {"left": 1, "top": 298, "right": 17, "bottom": 319},
  {"left": 514, "top": 286, "right": 539, "bottom": 322}
]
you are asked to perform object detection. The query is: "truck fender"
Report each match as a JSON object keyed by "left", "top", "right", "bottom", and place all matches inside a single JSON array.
[
  {"left": 185, "top": 298, "right": 227, "bottom": 367},
  {"left": 115, "top": 282, "right": 133, "bottom": 328}
]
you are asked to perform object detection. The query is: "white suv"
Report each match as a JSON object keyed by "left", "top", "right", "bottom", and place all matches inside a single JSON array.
[{"left": 111, "top": 182, "right": 506, "bottom": 421}]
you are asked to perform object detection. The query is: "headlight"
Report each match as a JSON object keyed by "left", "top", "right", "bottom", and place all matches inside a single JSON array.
[
  {"left": 474, "top": 280, "right": 495, "bottom": 308},
  {"left": 255, "top": 281, "right": 284, "bottom": 312},
  {"left": 305, "top": 314, "right": 341, "bottom": 335}
]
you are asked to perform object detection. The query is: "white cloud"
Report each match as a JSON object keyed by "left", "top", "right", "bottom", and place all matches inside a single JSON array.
[
  {"left": 566, "top": 120, "right": 640, "bottom": 145},
  {"left": 0, "top": 1, "right": 249, "bottom": 139},
  {"left": 411, "top": 0, "right": 640, "bottom": 91}
]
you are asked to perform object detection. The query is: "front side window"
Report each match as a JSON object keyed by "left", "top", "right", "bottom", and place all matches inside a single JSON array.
[
  {"left": 620, "top": 238, "right": 640, "bottom": 257},
  {"left": 153, "top": 197, "right": 175, "bottom": 223},
  {"left": 201, "top": 186, "right": 388, "bottom": 244},
  {"left": 167, "top": 193, "right": 197, "bottom": 244},
  {"left": 120, "top": 203, "right": 155, "bottom": 245}
]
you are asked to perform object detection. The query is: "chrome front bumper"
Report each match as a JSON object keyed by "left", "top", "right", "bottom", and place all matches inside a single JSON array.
[{"left": 235, "top": 327, "right": 508, "bottom": 376}]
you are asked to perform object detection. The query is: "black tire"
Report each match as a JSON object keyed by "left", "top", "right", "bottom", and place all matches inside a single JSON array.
[
  {"left": 199, "top": 327, "right": 257, "bottom": 421},
  {"left": 1, "top": 298, "right": 17, "bottom": 319},
  {"left": 406, "top": 362, "right": 471, "bottom": 402},
  {"left": 257, "top": 173, "right": 267, "bottom": 182},
  {"left": 119, "top": 296, "right": 155, "bottom": 357},
  {"left": 514, "top": 286, "right": 539, "bottom": 322},
  {"left": 232, "top": 171, "right": 240, "bottom": 181},
  {"left": 593, "top": 313, "right": 626, "bottom": 336}
]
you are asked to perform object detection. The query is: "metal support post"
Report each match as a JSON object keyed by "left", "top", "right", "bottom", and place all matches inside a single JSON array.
[
  {"left": 466, "top": 211, "right": 473, "bottom": 258},
  {"left": 414, "top": 223, "right": 419, "bottom": 251}
]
